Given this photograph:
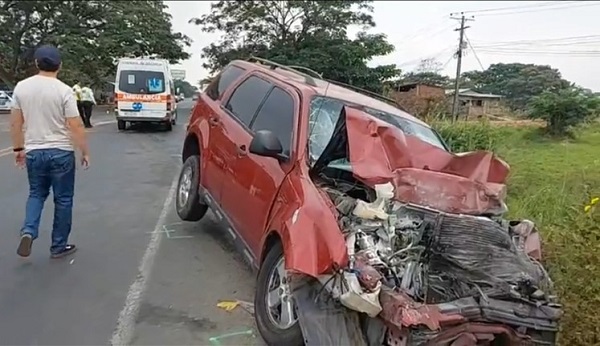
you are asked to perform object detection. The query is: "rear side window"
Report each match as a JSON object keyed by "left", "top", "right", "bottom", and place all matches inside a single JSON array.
[
  {"left": 206, "top": 65, "right": 245, "bottom": 100},
  {"left": 118, "top": 70, "right": 165, "bottom": 94},
  {"left": 225, "top": 76, "right": 272, "bottom": 126},
  {"left": 251, "top": 87, "right": 295, "bottom": 156}
]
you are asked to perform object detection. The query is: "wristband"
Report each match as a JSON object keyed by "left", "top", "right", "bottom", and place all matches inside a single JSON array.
[{"left": 13, "top": 147, "right": 24, "bottom": 152}]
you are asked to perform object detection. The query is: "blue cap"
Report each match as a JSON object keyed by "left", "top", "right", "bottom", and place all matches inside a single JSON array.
[{"left": 34, "top": 45, "right": 62, "bottom": 67}]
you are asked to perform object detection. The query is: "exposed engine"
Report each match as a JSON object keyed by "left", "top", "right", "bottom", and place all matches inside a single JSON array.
[{"left": 313, "top": 176, "right": 562, "bottom": 345}]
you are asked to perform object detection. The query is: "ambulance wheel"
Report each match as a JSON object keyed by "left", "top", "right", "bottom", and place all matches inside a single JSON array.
[{"left": 117, "top": 120, "right": 126, "bottom": 131}]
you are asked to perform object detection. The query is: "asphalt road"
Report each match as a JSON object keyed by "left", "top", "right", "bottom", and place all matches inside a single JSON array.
[{"left": 0, "top": 101, "right": 262, "bottom": 345}]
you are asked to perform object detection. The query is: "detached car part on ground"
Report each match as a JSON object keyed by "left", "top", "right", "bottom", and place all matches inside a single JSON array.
[{"left": 289, "top": 107, "right": 561, "bottom": 345}]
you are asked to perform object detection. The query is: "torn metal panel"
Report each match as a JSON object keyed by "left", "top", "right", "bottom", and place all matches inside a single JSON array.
[{"left": 314, "top": 106, "right": 511, "bottom": 215}]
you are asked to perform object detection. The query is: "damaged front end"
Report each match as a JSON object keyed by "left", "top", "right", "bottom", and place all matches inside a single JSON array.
[{"left": 294, "top": 107, "right": 562, "bottom": 346}]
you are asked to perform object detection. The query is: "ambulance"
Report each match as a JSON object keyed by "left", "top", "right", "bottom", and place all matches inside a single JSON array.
[{"left": 114, "top": 58, "right": 179, "bottom": 131}]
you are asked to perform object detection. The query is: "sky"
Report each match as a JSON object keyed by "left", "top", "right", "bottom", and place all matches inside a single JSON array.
[{"left": 166, "top": 1, "right": 600, "bottom": 91}]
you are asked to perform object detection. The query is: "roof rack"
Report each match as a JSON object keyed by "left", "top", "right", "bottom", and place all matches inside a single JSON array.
[
  {"left": 247, "top": 56, "right": 318, "bottom": 87},
  {"left": 287, "top": 65, "right": 323, "bottom": 79},
  {"left": 325, "top": 79, "right": 400, "bottom": 108}
]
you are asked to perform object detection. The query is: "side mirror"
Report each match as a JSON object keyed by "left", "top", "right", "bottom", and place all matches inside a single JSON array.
[{"left": 249, "top": 130, "right": 285, "bottom": 160}]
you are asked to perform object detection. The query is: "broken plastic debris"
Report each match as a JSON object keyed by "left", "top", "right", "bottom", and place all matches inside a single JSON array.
[
  {"left": 216, "top": 300, "right": 254, "bottom": 315},
  {"left": 352, "top": 182, "right": 394, "bottom": 220},
  {"left": 339, "top": 272, "right": 382, "bottom": 317},
  {"left": 217, "top": 301, "right": 239, "bottom": 312}
]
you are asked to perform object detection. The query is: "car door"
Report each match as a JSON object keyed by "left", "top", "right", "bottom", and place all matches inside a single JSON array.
[
  {"left": 220, "top": 77, "right": 298, "bottom": 255},
  {"left": 197, "top": 64, "right": 247, "bottom": 204}
]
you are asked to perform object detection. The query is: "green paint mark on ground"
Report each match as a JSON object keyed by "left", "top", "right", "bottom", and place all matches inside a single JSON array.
[{"left": 208, "top": 329, "right": 254, "bottom": 346}]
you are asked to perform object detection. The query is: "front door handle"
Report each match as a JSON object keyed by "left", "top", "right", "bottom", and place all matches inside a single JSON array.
[
  {"left": 236, "top": 144, "right": 247, "bottom": 157},
  {"left": 208, "top": 117, "right": 220, "bottom": 126}
]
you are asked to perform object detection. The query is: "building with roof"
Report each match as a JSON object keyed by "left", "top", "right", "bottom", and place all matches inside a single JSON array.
[
  {"left": 445, "top": 88, "right": 505, "bottom": 119},
  {"left": 391, "top": 82, "right": 448, "bottom": 118}
]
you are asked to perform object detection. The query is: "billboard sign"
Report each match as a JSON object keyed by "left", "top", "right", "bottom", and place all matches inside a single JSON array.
[{"left": 171, "top": 69, "right": 186, "bottom": 80}]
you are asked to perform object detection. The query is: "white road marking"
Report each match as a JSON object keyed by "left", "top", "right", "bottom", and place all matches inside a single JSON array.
[
  {"left": 109, "top": 171, "right": 180, "bottom": 345},
  {"left": 93, "top": 119, "right": 117, "bottom": 126}
]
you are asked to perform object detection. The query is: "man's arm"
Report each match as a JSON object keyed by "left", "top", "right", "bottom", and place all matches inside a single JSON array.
[
  {"left": 10, "top": 94, "right": 25, "bottom": 150},
  {"left": 64, "top": 92, "right": 89, "bottom": 156}
]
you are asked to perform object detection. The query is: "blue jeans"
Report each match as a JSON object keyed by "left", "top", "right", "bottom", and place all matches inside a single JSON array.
[{"left": 21, "top": 149, "right": 76, "bottom": 254}]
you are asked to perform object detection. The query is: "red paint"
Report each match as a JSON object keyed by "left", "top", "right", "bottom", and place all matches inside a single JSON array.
[{"left": 344, "top": 107, "right": 511, "bottom": 215}]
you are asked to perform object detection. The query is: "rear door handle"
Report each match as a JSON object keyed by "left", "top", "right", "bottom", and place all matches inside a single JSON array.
[
  {"left": 208, "top": 117, "right": 220, "bottom": 126},
  {"left": 236, "top": 144, "right": 247, "bottom": 157}
]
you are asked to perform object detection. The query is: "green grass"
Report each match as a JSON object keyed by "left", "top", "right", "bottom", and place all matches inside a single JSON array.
[{"left": 434, "top": 121, "right": 600, "bottom": 345}]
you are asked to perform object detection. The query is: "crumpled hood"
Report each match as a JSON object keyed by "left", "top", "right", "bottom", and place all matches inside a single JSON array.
[{"left": 313, "top": 106, "right": 510, "bottom": 215}]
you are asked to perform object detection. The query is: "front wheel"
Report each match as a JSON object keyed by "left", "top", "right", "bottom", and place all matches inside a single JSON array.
[
  {"left": 255, "top": 242, "right": 303, "bottom": 346},
  {"left": 117, "top": 119, "right": 126, "bottom": 131},
  {"left": 175, "top": 155, "right": 208, "bottom": 221}
]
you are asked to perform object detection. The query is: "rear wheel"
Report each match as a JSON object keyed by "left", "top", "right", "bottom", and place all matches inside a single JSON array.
[
  {"left": 175, "top": 155, "right": 208, "bottom": 221},
  {"left": 165, "top": 121, "right": 173, "bottom": 131},
  {"left": 117, "top": 120, "right": 126, "bottom": 131},
  {"left": 255, "top": 242, "right": 303, "bottom": 346}
]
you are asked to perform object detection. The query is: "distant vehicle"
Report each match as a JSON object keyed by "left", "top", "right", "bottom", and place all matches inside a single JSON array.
[
  {"left": 192, "top": 91, "right": 200, "bottom": 101},
  {"left": 179, "top": 93, "right": 185, "bottom": 101},
  {"left": 0, "top": 90, "right": 13, "bottom": 112},
  {"left": 114, "top": 58, "right": 178, "bottom": 131}
]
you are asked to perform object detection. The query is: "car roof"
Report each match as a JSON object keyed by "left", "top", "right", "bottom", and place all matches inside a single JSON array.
[{"left": 231, "top": 60, "right": 429, "bottom": 127}]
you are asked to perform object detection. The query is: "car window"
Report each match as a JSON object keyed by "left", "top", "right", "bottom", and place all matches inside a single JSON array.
[
  {"left": 251, "top": 87, "right": 295, "bottom": 156},
  {"left": 118, "top": 70, "right": 165, "bottom": 94},
  {"left": 206, "top": 65, "right": 246, "bottom": 101},
  {"left": 225, "top": 76, "right": 272, "bottom": 127},
  {"left": 308, "top": 96, "right": 447, "bottom": 164}
]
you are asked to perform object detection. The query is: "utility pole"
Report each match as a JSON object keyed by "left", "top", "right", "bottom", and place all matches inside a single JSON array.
[{"left": 450, "top": 12, "right": 474, "bottom": 122}]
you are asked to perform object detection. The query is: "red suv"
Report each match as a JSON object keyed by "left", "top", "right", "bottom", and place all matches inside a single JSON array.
[{"left": 176, "top": 57, "right": 561, "bottom": 345}]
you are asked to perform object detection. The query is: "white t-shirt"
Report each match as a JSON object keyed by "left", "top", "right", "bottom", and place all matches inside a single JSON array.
[
  {"left": 81, "top": 87, "right": 96, "bottom": 103},
  {"left": 12, "top": 75, "right": 80, "bottom": 152}
]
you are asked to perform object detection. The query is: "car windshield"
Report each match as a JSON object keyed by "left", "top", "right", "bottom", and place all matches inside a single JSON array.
[
  {"left": 118, "top": 70, "right": 165, "bottom": 94},
  {"left": 308, "top": 96, "right": 447, "bottom": 167}
]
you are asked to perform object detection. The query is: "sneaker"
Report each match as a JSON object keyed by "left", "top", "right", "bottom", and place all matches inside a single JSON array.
[
  {"left": 17, "top": 234, "right": 33, "bottom": 257},
  {"left": 50, "top": 245, "right": 77, "bottom": 259}
]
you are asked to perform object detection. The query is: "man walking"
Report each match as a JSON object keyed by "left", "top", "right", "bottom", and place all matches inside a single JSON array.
[
  {"left": 80, "top": 84, "right": 96, "bottom": 128},
  {"left": 72, "top": 81, "right": 84, "bottom": 124},
  {"left": 10, "top": 45, "right": 90, "bottom": 258}
]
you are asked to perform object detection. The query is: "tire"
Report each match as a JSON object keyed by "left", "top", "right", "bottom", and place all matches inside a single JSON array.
[
  {"left": 165, "top": 121, "right": 173, "bottom": 131},
  {"left": 175, "top": 155, "right": 208, "bottom": 222},
  {"left": 117, "top": 119, "right": 126, "bottom": 131},
  {"left": 171, "top": 112, "right": 177, "bottom": 125},
  {"left": 255, "top": 242, "right": 303, "bottom": 346}
]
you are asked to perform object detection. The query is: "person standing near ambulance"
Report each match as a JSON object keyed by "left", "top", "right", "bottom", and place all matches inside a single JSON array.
[
  {"left": 10, "top": 45, "right": 90, "bottom": 258},
  {"left": 72, "top": 82, "right": 85, "bottom": 124},
  {"left": 80, "top": 85, "right": 96, "bottom": 128}
]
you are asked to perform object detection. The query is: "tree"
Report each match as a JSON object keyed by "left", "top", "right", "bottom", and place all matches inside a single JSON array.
[
  {"left": 173, "top": 80, "right": 196, "bottom": 97},
  {"left": 190, "top": 0, "right": 399, "bottom": 93},
  {"left": 528, "top": 88, "right": 600, "bottom": 136},
  {"left": 416, "top": 58, "right": 442, "bottom": 74},
  {"left": 0, "top": 0, "right": 191, "bottom": 88},
  {"left": 461, "top": 63, "right": 572, "bottom": 110},
  {"left": 398, "top": 71, "right": 451, "bottom": 87}
]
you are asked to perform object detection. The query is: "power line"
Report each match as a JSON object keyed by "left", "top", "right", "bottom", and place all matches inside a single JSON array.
[
  {"left": 459, "top": 1, "right": 583, "bottom": 14},
  {"left": 464, "top": 33, "right": 485, "bottom": 71},
  {"left": 474, "top": 2, "right": 600, "bottom": 17}
]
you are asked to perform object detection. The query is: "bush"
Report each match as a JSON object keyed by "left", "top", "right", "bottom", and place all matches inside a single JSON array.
[
  {"left": 527, "top": 88, "right": 600, "bottom": 136},
  {"left": 432, "top": 120, "right": 500, "bottom": 152}
]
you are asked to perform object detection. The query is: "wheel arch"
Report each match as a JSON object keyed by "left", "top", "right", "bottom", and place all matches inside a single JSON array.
[
  {"left": 260, "top": 231, "right": 283, "bottom": 265},
  {"left": 182, "top": 133, "right": 200, "bottom": 163}
]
